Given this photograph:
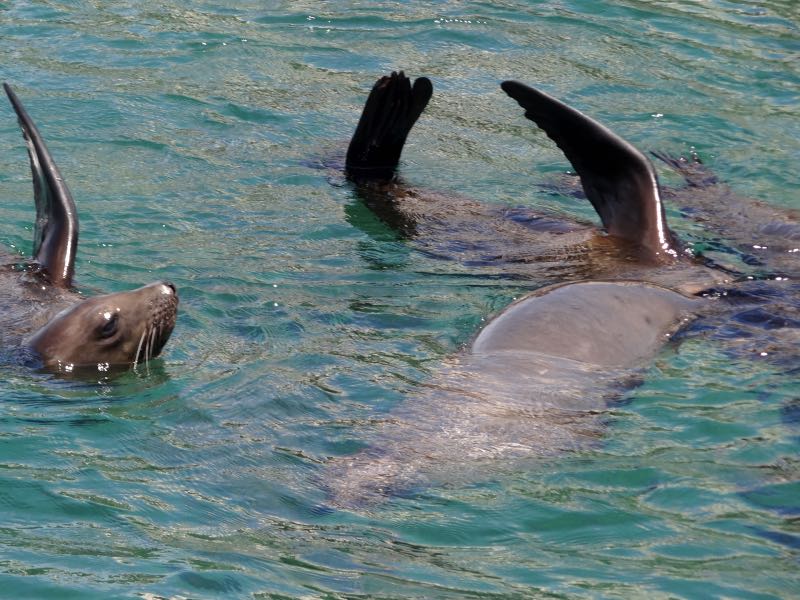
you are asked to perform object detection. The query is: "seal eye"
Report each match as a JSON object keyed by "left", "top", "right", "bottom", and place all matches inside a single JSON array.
[{"left": 99, "top": 312, "right": 119, "bottom": 339}]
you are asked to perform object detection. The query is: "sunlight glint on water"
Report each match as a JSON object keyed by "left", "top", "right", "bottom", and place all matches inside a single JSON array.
[{"left": 0, "top": 1, "right": 797, "bottom": 598}]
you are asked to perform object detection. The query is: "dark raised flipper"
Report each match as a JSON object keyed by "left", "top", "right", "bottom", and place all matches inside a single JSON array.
[
  {"left": 501, "top": 80, "right": 678, "bottom": 264},
  {"left": 346, "top": 71, "right": 433, "bottom": 181},
  {"left": 4, "top": 83, "right": 78, "bottom": 288}
]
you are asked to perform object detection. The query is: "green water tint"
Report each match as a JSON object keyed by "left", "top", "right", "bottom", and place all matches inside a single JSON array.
[{"left": 0, "top": 1, "right": 798, "bottom": 598}]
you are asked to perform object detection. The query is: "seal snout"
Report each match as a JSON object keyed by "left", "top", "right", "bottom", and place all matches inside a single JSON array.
[
  {"left": 159, "top": 280, "right": 177, "bottom": 296},
  {"left": 147, "top": 280, "right": 177, "bottom": 297},
  {"left": 150, "top": 282, "right": 179, "bottom": 328},
  {"left": 139, "top": 281, "right": 179, "bottom": 364}
]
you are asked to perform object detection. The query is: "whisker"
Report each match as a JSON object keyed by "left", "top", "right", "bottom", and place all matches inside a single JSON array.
[
  {"left": 133, "top": 329, "right": 147, "bottom": 369},
  {"left": 143, "top": 326, "right": 157, "bottom": 375},
  {"left": 143, "top": 326, "right": 153, "bottom": 375},
  {"left": 148, "top": 326, "right": 157, "bottom": 360}
]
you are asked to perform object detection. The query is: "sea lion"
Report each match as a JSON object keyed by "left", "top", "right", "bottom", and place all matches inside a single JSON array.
[
  {"left": 1, "top": 83, "right": 178, "bottom": 374},
  {"left": 321, "top": 72, "right": 796, "bottom": 506}
]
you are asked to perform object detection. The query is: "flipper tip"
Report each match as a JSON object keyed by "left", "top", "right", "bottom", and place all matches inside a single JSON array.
[
  {"left": 500, "top": 80, "right": 528, "bottom": 99},
  {"left": 345, "top": 71, "right": 433, "bottom": 181}
]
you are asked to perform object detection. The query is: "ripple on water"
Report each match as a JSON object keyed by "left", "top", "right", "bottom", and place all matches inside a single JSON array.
[{"left": 0, "top": 0, "right": 798, "bottom": 597}]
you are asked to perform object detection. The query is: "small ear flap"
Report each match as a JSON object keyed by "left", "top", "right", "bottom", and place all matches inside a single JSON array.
[
  {"left": 345, "top": 71, "right": 433, "bottom": 181},
  {"left": 501, "top": 80, "right": 678, "bottom": 264},
  {"left": 4, "top": 83, "right": 79, "bottom": 288}
]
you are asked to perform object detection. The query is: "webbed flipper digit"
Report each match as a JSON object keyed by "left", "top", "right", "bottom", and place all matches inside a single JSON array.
[
  {"left": 501, "top": 80, "right": 678, "bottom": 264},
  {"left": 346, "top": 71, "right": 433, "bottom": 181},
  {"left": 4, "top": 83, "right": 78, "bottom": 288}
]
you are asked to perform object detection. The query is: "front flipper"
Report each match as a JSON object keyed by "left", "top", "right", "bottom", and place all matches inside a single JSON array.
[
  {"left": 501, "top": 81, "right": 678, "bottom": 264},
  {"left": 346, "top": 71, "right": 433, "bottom": 181},
  {"left": 4, "top": 83, "right": 78, "bottom": 288}
]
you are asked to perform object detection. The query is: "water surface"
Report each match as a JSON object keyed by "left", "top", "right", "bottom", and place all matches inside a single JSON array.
[{"left": 0, "top": 1, "right": 798, "bottom": 598}]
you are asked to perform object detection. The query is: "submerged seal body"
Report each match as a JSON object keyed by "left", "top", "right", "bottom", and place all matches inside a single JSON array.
[
  {"left": 327, "top": 280, "right": 699, "bottom": 506},
  {"left": 1, "top": 83, "right": 178, "bottom": 373}
]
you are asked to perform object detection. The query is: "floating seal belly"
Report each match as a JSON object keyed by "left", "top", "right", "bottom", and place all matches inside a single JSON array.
[{"left": 472, "top": 281, "right": 698, "bottom": 366}]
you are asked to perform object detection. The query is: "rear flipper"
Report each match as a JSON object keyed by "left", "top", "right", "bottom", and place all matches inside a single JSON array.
[
  {"left": 345, "top": 71, "right": 433, "bottom": 182},
  {"left": 501, "top": 80, "right": 680, "bottom": 265},
  {"left": 651, "top": 150, "right": 719, "bottom": 188}
]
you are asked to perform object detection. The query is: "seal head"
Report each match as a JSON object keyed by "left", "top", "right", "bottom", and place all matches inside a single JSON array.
[{"left": 26, "top": 281, "right": 178, "bottom": 372}]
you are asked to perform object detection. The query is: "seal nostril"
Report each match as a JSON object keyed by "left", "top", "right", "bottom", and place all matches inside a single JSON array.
[{"left": 161, "top": 281, "right": 177, "bottom": 295}]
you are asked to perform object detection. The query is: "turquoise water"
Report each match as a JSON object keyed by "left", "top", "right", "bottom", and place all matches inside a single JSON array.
[{"left": 1, "top": 1, "right": 798, "bottom": 597}]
